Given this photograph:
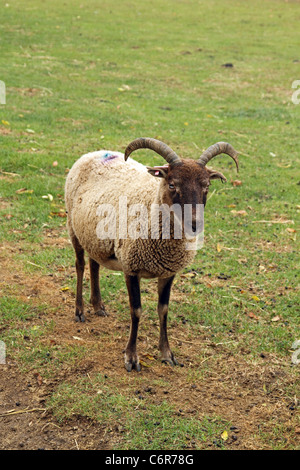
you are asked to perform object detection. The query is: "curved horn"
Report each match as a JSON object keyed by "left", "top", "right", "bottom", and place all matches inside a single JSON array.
[
  {"left": 198, "top": 142, "right": 239, "bottom": 172},
  {"left": 124, "top": 137, "right": 182, "bottom": 166}
]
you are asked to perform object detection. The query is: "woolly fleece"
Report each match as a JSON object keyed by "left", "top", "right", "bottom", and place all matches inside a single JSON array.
[{"left": 65, "top": 151, "right": 197, "bottom": 279}]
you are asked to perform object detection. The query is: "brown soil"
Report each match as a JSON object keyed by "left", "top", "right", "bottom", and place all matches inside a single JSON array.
[{"left": 0, "top": 238, "right": 299, "bottom": 450}]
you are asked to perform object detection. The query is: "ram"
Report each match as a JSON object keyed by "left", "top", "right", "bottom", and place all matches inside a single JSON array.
[{"left": 65, "top": 137, "right": 239, "bottom": 371}]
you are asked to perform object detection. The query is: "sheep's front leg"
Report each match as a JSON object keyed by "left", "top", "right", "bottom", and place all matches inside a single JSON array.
[
  {"left": 89, "top": 258, "right": 108, "bottom": 317},
  {"left": 124, "top": 274, "right": 142, "bottom": 372},
  {"left": 158, "top": 275, "right": 178, "bottom": 366}
]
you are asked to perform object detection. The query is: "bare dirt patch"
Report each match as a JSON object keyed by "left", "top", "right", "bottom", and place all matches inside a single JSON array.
[
  {"left": 0, "top": 363, "right": 109, "bottom": 450},
  {"left": 0, "top": 127, "right": 12, "bottom": 136}
]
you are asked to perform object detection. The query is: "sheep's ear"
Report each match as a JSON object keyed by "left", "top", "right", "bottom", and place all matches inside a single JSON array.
[
  {"left": 147, "top": 165, "right": 169, "bottom": 178},
  {"left": 207, "top": 168, "right": 227, "bottom": 183}
]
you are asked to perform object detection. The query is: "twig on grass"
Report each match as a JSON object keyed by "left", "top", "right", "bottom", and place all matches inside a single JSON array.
[
  {"left": 41, "top": 422, "right": 61, "bottom": 432},
  {"left": 252, "top": 219, "right": 294, "bottom": 224},
  {"left": 0, "top": 407, "right": 46, "bottom": 418},
  {"left": 0, "top": 170, "right": 21, "bottom": 177},
  {"left": 27, "top": 260, "right": 43, "bottom": 268}
]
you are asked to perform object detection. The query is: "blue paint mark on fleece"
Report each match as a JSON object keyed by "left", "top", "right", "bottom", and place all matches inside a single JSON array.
[{"left": 101, "top": 152, "right": 118, "bottom": 163}]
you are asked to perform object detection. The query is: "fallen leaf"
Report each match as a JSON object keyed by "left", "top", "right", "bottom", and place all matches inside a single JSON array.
[
  {"left": 231, "top": 180, "right": 242, "bottom": 187},
  {"left": 286, "top": 227, "right": 296, "bottom": 233},
  {"left": 276, "top": 163, "right": 291, "bottom": 168},
  {"left": 42, "top": 194, "right": 53, "bottom": 201},
  {"left": 180, "top": 272, "right": 197, "bottom": 279},
  {"left": 25, "top": 128, "right": 35, "bottom": 134},
  {"left": 205, "top": 282, "right": 213, "bottom": 289},
  {"left": 221, "top": 430, "right": 229, "bottom": 441},
  {"left": 142, "top": 353, "right": 155, "bottom": 361},
  {"left": 61, "top": 287, "right": 69, "bottom": 291},
  {"left": 252, "top": 295, "right": 260, "bottom": 302},
  {"left": 248, "top": 312, "right": 260, "bottom": 320},
  {"left": 139, "top": 360, "right": 151, "bottom": 368},
  {"left": 231, "top": 210, "right": 248, "bottom": 217},
  {"left": 16, "top": 188, "right": 34, "bottom": 194},
  {"left": 271, "top": 315, "right": 281, "bottom": 322},
  {"left": 1, "top": 120, "right": 10, "bottom": 126},
  {"left": 50, "top": 211, "right": 67, "bottom": 218},
  {"left": 217, "top": 243, "right": 222, "bottom": 252},
  {"left": 34, "top": 373, "right": 43, "bottom": 386},
  {"left": 118, "top": 84, "right": 131, "bottom": 92},
  {"left": 72, "top": 336, "right": 83, "bottom": 341}
]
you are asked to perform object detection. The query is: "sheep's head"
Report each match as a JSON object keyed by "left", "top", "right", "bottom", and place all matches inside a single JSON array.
[{"left": 124, "top": 137, "right": 239, "bottom": 233}]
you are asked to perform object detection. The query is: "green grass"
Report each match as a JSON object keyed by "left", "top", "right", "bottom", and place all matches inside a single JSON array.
[
  {"left": 0, "top": 295, "right": 88, "bottom": 376},
  {"left": 49, "top": 374, "right": 229, "bottom": 450},
  {"left": 0, "top": 0, "right": 299, "bottom": 450}
]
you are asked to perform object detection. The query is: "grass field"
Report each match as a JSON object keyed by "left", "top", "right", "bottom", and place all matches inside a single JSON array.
[{"left": 0, "top": 0, "right": 299, "bottom": 450}]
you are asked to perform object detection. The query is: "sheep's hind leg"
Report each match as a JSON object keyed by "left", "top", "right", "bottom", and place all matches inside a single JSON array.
[
  {"left": 124, "top": 274, "right": 142, "bottom": 372},
  {"left": 89, "top": 257, "right": 108, "bottom": 317},
  {"left": 157, "top": 275, "right": 178, "bottom": 366},
  {"left": 72, "top": 236, "right": 85, "bottom": 322}
]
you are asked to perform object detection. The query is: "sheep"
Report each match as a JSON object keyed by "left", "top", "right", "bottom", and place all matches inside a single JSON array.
[{"left": 65, "top": 138, "right": 239, "bottom": 371}]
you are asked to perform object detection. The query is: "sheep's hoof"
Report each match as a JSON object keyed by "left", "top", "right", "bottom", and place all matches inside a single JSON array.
[
  {"left": 75, "top": 313, "right": 85, "bottom": 322},
  {"left": 94, "top": 306, "right": 109, "bottom": 317},
  {"left": 75, "top": 308, "right": 85, "bottom": 322},
  {"left": 162, "top": 355, "right": 178, "bottom": 367},
  {"left": 124, "top": 355, "right": 141, "bottom": 372},
  {"left": 125, "top": 362, "right": 141, "bottom": 372}
]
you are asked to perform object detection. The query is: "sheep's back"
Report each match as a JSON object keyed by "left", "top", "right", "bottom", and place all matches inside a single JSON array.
[{"left": 65, "top": 151, "right": 159, "bottom": 264}]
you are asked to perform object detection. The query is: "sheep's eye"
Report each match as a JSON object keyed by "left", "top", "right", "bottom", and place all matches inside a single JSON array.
[{"left": 169, "top": 183, "right": 175, "bottom": 190}]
